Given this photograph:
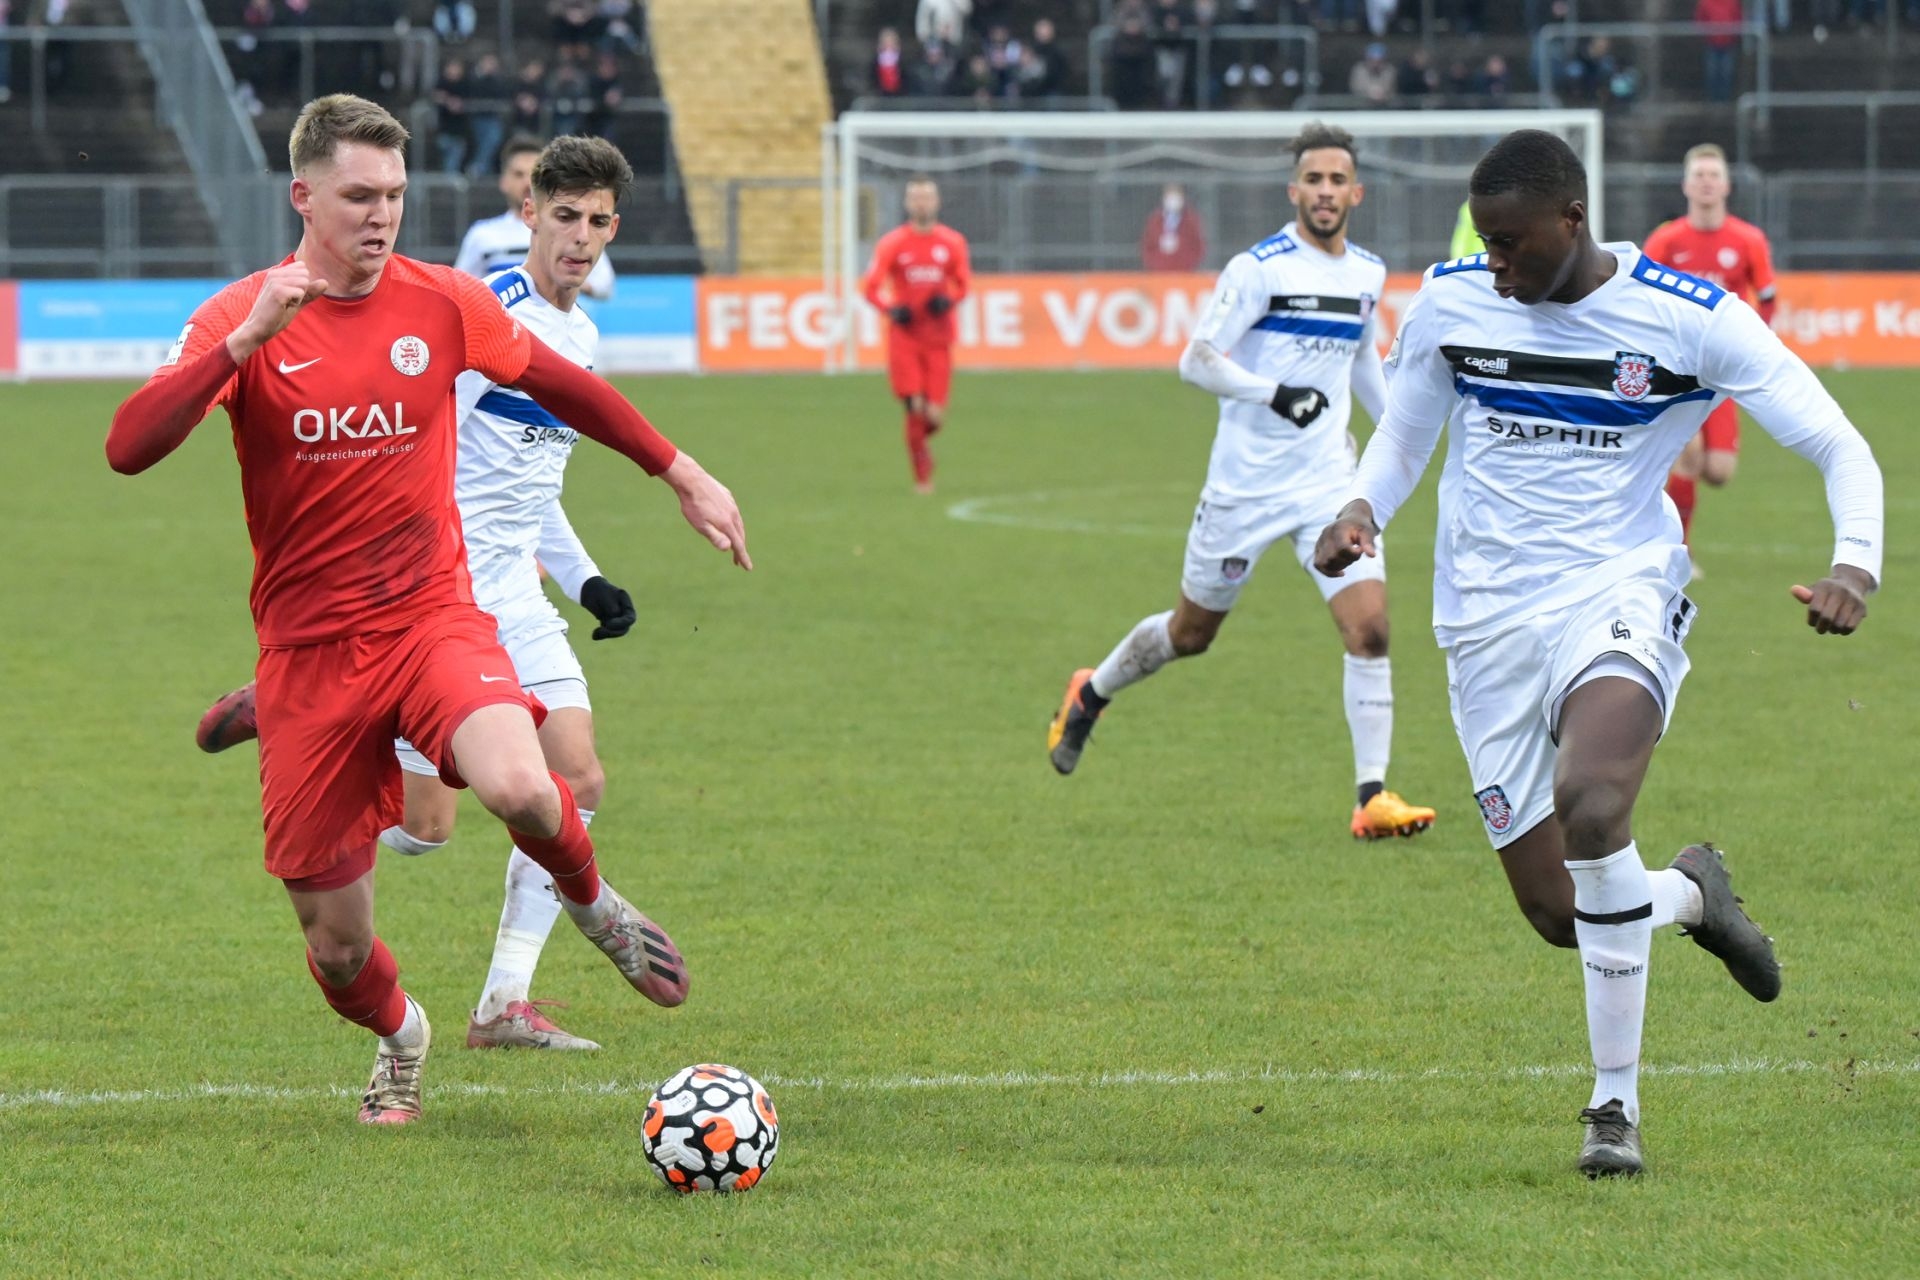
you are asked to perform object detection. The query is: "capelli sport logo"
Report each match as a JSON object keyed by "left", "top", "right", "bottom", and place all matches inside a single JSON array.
[{"left": 1464, "top": 354, "right": 1509, "bottom": 376}]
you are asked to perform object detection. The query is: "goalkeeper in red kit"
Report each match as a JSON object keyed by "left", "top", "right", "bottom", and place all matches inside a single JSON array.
[
  {"left": 1643, "top": 143, "right": 1778, "bottom": 571},
  {"left": 104, "top": 96, "right": 750, "bottom": 1126},
  {"left": 862, "top": 175, "right": 971, "bottom": 493}
]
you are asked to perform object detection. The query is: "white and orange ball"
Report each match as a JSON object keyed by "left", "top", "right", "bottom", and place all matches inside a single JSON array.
[{"left": 642, "top": 1064, "right": 780, "bottom": 1193}]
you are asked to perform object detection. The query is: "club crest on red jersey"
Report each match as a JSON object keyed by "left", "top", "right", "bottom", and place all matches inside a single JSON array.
[
  {"left": 1475, "top": 784, "right": 1513, "bottom": 834},
  {"left": 390, "top": 334, "right": 431, "bottom": 377},
  {"left": 1612, "top": 351, "right": 1654, "bottom": 402}
]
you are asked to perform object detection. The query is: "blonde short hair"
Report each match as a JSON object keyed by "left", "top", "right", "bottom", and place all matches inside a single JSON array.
[
  {"left": 1683, "top": 143, "right": 1727, "bottom": 172},
  {"left": 288, "top": 94, "right": 409, "bottom": 173}
]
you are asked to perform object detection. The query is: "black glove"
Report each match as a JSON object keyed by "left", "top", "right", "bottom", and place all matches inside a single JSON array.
[
  {"left": 579, "top": 575, "right": 636, "bottom": 641},
  {"left": 889, "top": 304, "right": 914, "bottom": 325},
  {"left": 1270, "top": 384, "right": 1330, "bottom": 428},
  {"left": 925, "top": 294, "right": 953, "bottom": 318}
]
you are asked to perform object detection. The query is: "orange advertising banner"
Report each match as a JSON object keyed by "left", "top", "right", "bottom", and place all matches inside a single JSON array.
[
  {"left": 695, "top": 272, "right": 1920, "bottom": 372},
  {"left": 697, "top": 273, "right": 1218, "bottom": 372}
]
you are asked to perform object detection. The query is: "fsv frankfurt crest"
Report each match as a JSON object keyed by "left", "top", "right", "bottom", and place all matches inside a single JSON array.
[
  {"left": 1475, "top": 784, "right": 1514, "bottom": 834},
  {"left": 1612, "top": 351, "right": 1655, "bottom": 402}
]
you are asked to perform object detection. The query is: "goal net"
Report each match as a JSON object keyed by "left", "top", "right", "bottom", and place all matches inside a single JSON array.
[{"left": 822, "top": 109, "right": 1604, "bottom": 371}]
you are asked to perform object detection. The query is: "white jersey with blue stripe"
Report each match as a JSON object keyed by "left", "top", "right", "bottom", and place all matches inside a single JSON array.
[
  {"left": 453, "top": 265, "right": 602, "bottom": 623},
  {"left": 1358, "top": 242, "right": 1881, "bottom": 645},
  {"left": 455, "top": 210, "right": 616, "bottom": 297},
  {"left": 1190, "top": 222, "right": 1389, "bottom": 502}
]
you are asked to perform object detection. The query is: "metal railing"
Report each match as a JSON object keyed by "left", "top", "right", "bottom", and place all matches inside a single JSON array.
[
  {"left": 1291, "top": 91, "right": 1558, "bottom": 112},
  {"left": 846, "top": 94, "right": 1118, "bottom": 113},
  {"left": 0, "top": 22, "right": 441, "bottom": 124},
  {"left": 1759, "top": 170, "right": 1920, "bottom": 268},
  {"left": 1735, "top": 91, "right": 1920, "bottom": 174},
  {"left": 1088, "top": 24, "right": 1321, "bottom": 111},
  {"left": 0, "top": 174, "right": 227, "bottom": 276},
  {"left": 1534, "top": 20, "right": 1771, "bottom": 107},
  {"left": 210, "top": 24, "right": 442, "bottom": 105},
  {"left": 0, "top": 170, "right": 705, "bottom": 277},
  {"left": 121, "top": 0, "right": 278, "bottom": 276}
]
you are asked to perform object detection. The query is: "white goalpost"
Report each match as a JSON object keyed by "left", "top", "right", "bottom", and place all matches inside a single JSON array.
[{"left": 822, "top": 109, "right": 1605, "bottom": 372}]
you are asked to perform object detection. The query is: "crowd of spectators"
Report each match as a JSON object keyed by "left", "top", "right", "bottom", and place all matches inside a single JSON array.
[
  {"left": 869, "top": 3, "right": 1071, "bottom": 106},
  {"left": 225, "top": 0, "right": 433, "bottom": 119},
  {"left": 976, "top": 0, "right": 1919, "bottom": 115},
  {"left": 215, "top": 0, "right": 643, "bottom": 177},
  {"left": 433, "top": 0, "right": 642, "bottom": 175}
]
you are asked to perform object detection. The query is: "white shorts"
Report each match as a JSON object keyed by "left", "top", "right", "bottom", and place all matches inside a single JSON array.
[
  {"left": 1181, "top": 489, "right": 1386, "bottom": 612},
  {"left": 1446, "top": 564, "right": 1696, "bottom": 849},
  {"left": 395, "top": 601, "right": 591, "bottom": 777}
]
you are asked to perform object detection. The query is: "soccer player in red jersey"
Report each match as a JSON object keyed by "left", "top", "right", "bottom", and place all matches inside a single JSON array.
[
  {"left": 861, "top": 175, "right": 971, "bottom": 493},
  {"left": 104, "top": 96, "right": 750, "bottom": 1126},
  {"left": 1643, "top": 143, "right": 1778, "bottom": 562}
]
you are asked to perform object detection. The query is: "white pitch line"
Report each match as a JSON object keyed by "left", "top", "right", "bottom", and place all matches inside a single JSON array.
[
  {"left": 946, "top": 485, "right": 1189, "bottom": 539},
  {"left": 945, "top": 487, "right": 1827, "bottom": 559},
  {"left": 4, "top": 1058, "right": 1912, "bottom": 1112}
]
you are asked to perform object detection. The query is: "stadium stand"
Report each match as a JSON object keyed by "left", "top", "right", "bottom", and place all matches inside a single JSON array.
[{"left": 648, "top": 0, "right": 832, "bottom": 274}]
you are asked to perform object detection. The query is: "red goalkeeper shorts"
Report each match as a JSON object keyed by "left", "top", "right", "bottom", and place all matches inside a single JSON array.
[
  {"left": 887, "top": 338, "right": 952, "bottom": 406},
  {"left": 1700, "top": 400, "right": 1739, "bottom": 453},
  {"left": 256, "top": 604, "right": 546, "bottom": 884}
]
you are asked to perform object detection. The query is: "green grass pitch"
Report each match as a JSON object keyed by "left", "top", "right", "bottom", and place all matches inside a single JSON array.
[{"left": 1, "top": 368, "right": 1915, "bottom": 1278}]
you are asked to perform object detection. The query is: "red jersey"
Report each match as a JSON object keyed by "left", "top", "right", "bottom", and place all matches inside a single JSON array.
[
  {"left": 1643, "top": 214, "right": 1777, "bottom": 320},
  {"left": 862, "top": 222, "right": 971, "bottom": 346},
  {"left": 145, "top": 255, "right": 531, "bottom": 647}
]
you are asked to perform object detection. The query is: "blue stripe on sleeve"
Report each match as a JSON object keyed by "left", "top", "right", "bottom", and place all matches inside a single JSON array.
[
  {"left": 475, "top": 389, "right": 568, "bottom": 431},
  {"left": 487, "top": 270, "right": 533, "bottom": 308},
  {"left": 1251, "top": 315, "right": 1365, "bottom": 340},
  {"left": 1458, "top": 378, "right": 1718, "bottom": 427}
]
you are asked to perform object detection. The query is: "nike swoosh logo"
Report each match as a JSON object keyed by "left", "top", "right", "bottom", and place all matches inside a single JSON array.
[
  {"left": 1671, "top": 252, "right": 1691, "bottom": 262},
  {"left": 479, "top": 674, "right": 513, "bottom": 683},
  {"left": 278, "top": 357, "right": 322, "bottom": 374}
]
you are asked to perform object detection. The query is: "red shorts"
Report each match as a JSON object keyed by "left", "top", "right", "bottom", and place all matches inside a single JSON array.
[
  {"left": 888, "top": 338, "right": 952, "bottom": 406},
  {"left": 1700, "top": 400, "right": 1739, "bottom": 453},
  {"left": 255, "top": 604, "right": 545, "bottom": 884}
]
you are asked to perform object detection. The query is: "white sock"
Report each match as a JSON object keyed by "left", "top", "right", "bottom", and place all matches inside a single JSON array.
[
  {"left": 1568, "top": 842, "right": 1653, "bottom": 1124},
  {"left": 1647, "top": 866, "right": 1704, "bottom": 929},
  {"left": 475, "top": 809, "right": 592, "bottom": 1021},
  {"left": 378, "top": 995, "right": 427, "bottom": 1055},
  {"left": 1343, "top": 654, "right": 1393, "bottom": 790},
  {"left": 381, "top": 825, "right": 446, "bottom": 857},
  {"left": 1090, "top": 610, "right": 1176, "bottom": 699}
]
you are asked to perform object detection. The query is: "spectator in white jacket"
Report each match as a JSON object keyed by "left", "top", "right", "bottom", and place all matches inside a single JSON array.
[{"left": 916, "top": 0, "right": 972, "bottom": 43}]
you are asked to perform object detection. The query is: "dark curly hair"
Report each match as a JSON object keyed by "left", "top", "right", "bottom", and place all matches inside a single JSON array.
[{"left": 1290, "top": 122, "right": 1357, "bottom": 168}]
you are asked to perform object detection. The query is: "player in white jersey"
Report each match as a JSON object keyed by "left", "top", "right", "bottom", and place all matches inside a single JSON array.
[
  {"left": 455, "top": 135, "right": 616, "bottom": 300},
  {"left": 1047, "top": 123, "right": 1436, "bottom": 842},
  {"left": 196, "top": 136, "right": 657, "bottom": 1051},
  {"left": 1315, "top": 130, "right": 1883, "bottom": 1178}
]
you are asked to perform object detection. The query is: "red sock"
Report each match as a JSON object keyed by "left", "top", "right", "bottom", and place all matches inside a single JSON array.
[
  {"left": 905, "top": 411, "right": 933, "bottom": 485},
  {"left": 1666, "top": 473, "right": 1696, "bottom": 541},
  {"left": 309, "top": 938, "right": 407, "bottom": 1036},
  {"left": 508, "top": 771, "right": 601, "bottom": 905}
]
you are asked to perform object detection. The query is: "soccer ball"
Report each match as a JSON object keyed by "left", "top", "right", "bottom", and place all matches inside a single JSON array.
[{"left": 641, "top": 1063, "right": 780, "bottom": 1193}]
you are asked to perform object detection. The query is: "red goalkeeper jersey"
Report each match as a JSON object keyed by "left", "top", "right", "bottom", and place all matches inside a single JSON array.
[
  {"left": 144, "top": 255, "right": 533, "bottom": 647},
  {"left": 1642, "top": 214, "right": 1777, "bottom": 321},
  {"left": 862, "top": 223, "right": 971, "bottom": 346}
]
